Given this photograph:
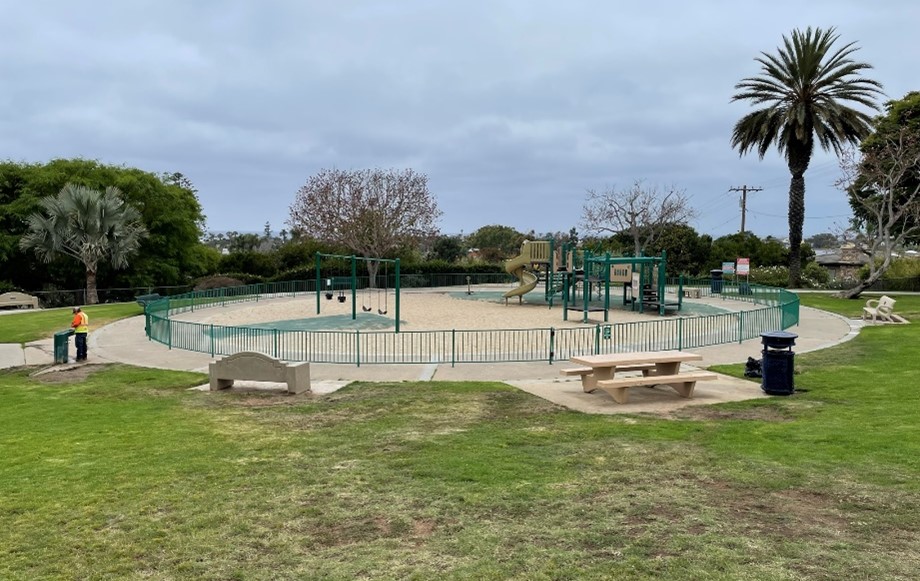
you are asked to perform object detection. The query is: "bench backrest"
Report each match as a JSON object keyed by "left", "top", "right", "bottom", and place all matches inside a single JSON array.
[
  {"left": 0, "top": 292, "right": 39, "bottom": 308},
  {"left": 879, "top": 295, "right": 897, "bottom": 312},
  {"left": 211, "top": 351, "right": 300, "bottom": 382}
]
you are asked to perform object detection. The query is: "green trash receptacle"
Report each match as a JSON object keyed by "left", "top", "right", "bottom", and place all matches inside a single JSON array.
[{"left": 54, "top": 329, "right": 74, "bottom": 364}]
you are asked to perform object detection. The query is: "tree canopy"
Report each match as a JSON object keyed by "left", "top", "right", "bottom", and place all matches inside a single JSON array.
[
  {"left": 288, "top": 167, "right": 441, "bottom": 281},
  {"left": 0, "top": 159, "right": 209, "bottom": 291},
  {"left": 850, "top": 91, "right": 920, "bottom": 244},
  {"left": 731, "top": 26, "right": 883, "bottom": 287},
  {"left": 466, "top": 225, "right": 526, "bottom": 261},
  {"left": 581, "top": 180, "right": 695, "bottom": 256},
  {"left": 20, "top": 184, "right": 147, "bottom": 304}
]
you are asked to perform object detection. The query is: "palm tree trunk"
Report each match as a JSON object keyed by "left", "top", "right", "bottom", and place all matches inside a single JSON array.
[
  {"left": 787, "top": 143, "right": 810, "bottom": 288},
  {"left": 85, "top": 267, "right": 99, "bottom": 305},
  {"left": 787, "top": 174, "right": 805, "bottom": 287}
]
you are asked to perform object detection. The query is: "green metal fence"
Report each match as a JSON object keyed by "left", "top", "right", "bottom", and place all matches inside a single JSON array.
[{"left": 144, "top": 278, "right": 799, "bottom": 365}]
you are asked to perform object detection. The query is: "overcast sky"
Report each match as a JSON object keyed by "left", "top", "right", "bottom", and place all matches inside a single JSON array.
[{"left": 2, "top": 1, "right": 917, "bottom": 241}]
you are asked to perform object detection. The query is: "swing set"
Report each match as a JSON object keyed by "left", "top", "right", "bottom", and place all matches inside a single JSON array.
[{"left": 315, "top": 253, "right": 401, "bottom": 332}]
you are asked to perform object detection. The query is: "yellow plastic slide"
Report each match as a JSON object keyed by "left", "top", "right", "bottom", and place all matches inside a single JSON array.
[{"left": 503, "top": 252, "right": 539, "bottom": 299}]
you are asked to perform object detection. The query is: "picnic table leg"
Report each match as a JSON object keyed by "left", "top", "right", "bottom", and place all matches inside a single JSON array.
[
  {"left": 581, "top": 367, "right": 614, "bottom": 393},
  {"left": 654, "top": 362, "right": 696, "bottom": 398}
]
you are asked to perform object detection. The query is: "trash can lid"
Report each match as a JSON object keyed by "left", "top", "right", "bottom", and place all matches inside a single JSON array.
[{"left": 761, "top": 331, "right": 797, "bottom": 346}]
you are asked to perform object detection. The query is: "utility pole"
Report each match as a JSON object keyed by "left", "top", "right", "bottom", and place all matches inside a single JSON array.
[{"left": 729, "top": 185, "right": 763, "bottom": 234}]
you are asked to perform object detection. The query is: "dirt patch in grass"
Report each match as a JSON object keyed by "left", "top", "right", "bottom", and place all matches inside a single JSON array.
[
  {"left": 31, "top": 363, "right": 104, "bottom": 384},
  {"left": 671, "top": 405, "right": 792, "bottom": 422}
]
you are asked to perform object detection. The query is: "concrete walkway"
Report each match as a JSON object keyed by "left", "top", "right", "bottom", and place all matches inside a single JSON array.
[{"left": 2, "top": 305, "right": 861, "bottom": 414}]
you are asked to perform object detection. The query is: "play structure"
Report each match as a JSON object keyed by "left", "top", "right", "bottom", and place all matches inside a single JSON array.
[
  {"left": 315, "top": 252, "right": 401, "bottom": 332},
  {"left": 503, "top": 240, "right": 686, "bottom": 322}
]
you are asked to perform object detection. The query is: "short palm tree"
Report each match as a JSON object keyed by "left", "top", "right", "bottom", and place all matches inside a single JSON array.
[
  {"left": 20, "top": 183, "right": 147, "bottom": 304},
  {"left": 731, "top": 26, "right": 883, "bottom": 287}
]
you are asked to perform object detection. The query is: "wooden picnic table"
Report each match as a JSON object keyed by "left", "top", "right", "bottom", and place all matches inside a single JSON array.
[{"left": 564, "top": 350, "right": 716, "bottom": 404}]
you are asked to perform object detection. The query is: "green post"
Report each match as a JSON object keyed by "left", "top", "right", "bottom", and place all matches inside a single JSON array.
[
  {"left": 315, "top": 252, "right": 321, "bottom": 315},
  {"left": 351, "top": 255, "right": 357, "bottom": 321},
  {"left": 603, "top": 252, "right": 611, "bottom": 322},
  {"left": 658, "top": 251, "right": 667, "bottom": 316},
  {"left": 395, "top": 258, "right": 401, "bottom": 333},
  {"left": 594, "top": 324, "right": 601, "bottom": 354}
]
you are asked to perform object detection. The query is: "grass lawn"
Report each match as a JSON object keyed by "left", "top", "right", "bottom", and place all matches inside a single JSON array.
[
  {"left": 798, "top": 292, "right": 920, "bottom": 320},
  {"left": 0, "top": 303, "right": 143, "bottom": 344},
  {"left": 2, "top": 316, "right": 919, "bottom": 579}
]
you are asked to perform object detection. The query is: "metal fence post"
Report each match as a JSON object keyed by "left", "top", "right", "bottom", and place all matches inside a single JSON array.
[
  {"left": 549, "top": 328, "right": 555, "bottom": 364},
  {"left": 210, "top": 324, "right": 215, "bottom": 357},
  {"left": 356, "top": 329, "right": 361, "bottom": 367},
  {"left": 738, "top": 310, "right": 744, "bottom": 343}
]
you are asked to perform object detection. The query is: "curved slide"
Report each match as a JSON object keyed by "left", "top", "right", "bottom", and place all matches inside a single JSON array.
[{"left": 503, "top": 253, "right": 540, "bottom": 299}]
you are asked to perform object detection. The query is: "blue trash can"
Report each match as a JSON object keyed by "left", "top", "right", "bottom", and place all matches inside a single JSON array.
[
  {"left": 710, "top": 269, "right": 723, "bottom": 294},
  {"left": 761, "top": 331, "right": 797, "bottom": 395}
]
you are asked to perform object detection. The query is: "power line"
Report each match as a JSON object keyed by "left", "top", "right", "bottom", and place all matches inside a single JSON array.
[{"left": 728, "top": 185, "right": 763, "bottom": 233}]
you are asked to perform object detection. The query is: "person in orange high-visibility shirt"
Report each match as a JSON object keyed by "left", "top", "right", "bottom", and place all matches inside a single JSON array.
[{"left": 71, "top": 306, "right": 89, "bottom": 362}]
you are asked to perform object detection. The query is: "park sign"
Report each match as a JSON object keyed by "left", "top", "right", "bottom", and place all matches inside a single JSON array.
[
  {"left": 722, "top": 261, "right": 735, "bottom": 275},
  {"left": 737, "top": 258, "right": 750, "bottom": 276}
]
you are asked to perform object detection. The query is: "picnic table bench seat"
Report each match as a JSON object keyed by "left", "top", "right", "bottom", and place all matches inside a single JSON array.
[
  {"left": 597, "top": 371, "right": 718, "bottom": 404},
  {"left": 561, "top": 363, "right": 657, "bottom": 378}
]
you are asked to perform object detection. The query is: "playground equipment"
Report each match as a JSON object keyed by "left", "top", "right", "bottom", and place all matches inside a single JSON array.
[
  {"left": 503, "top": 240, "right": 685, "bottom": 323},
  {"left": 560, "top": 251, "right": 684, "bottom": 323},
  {"left": 315, "top": 252, "right": 401, "bottom": 332},
  {"left": 504, "top": 240, "right": 551, "bottom": 303}
]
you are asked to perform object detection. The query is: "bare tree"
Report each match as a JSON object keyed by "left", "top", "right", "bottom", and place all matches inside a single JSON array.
[
  {"left": 581, "top": 180, "right": 696, "bottom": 255},
  {"left": 836, "top": 129, "right": 920, "bottom": 298},
  {"left": 288, "top": 168, "right": 441, "bottom": 283}
]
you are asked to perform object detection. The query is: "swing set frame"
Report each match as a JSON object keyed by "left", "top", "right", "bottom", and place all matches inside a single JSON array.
[{"left": 314, "top": 252, "right": 402, "bottom": 332}]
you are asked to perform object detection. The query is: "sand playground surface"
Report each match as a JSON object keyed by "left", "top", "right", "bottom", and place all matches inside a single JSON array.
[{"left": 174, "top": 285, "right": 756, "bottom": 332}]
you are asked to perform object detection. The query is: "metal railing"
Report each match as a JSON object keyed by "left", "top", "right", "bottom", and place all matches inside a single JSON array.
[{"left": 144, "top": 277, "right": 799, "bottom": 365}]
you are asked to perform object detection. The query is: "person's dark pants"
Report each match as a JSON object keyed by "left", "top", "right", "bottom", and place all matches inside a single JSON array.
[{"left": 75, "top": 332, "right": 88, "bottom": 361}]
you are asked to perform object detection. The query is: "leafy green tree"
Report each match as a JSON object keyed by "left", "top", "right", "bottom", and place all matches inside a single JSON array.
[
  {"left": 19, "top": 184, "right": 147, "bottom": 304},
  {"left": 805, "top": 232, "right": 840, "bottom": 249},
  {"left": 467, "top": 225, "right": 526, "bottom": 261},
  {"left": 0, "top": 159, "right": 209, "bottom": 290},
  {"left": 731, "top": 26, "right": 883, "bottom": 287},
  {"left": 850, "top": 92, "right": 920, "bottom": 244},
  {"left": 431, "top": 235, "right": 464, "bottom": 263},
  {"left": 646, "top": 224, "right": 711, "bottom": 276}
]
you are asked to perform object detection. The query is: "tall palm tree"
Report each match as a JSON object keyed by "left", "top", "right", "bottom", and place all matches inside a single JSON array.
[
  {"left": 20, "top": 183, "right": 147, "bottom": 304},
  {"left": 731, "top": 26, "right": 883, "bottom": 287}
]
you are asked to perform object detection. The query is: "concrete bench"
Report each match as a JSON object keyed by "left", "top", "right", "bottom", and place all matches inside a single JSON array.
[
  {"left": 135, "top": 293, "right": 163, "bottom": 307},
  {"left": 597, "top": 371, "right": 718, "bottom": 404},
  {"left": 683, "top": 288, "right": 702, "bottom": 299},
  {"left": 0, "top": 292, "right": 39, "bottom": 309},
  {"left": 209, "top": 351, "right": 310, "bottom": 394}
]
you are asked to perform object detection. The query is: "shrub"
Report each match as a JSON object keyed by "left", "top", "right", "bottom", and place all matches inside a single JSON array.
[
  {"left": 749, "top": 265, "right": 789, "bottom": 287},
  {"left": 801, "top": 261, "right": 830, "bottom": 289},
  {"left": 193, "top": 273, "right": 264, "bottom": 290}
]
